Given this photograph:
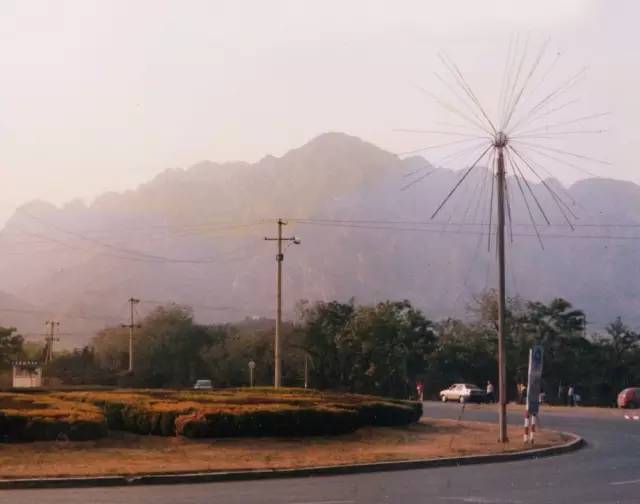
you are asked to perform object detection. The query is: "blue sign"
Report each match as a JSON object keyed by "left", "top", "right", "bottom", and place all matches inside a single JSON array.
[{"left": 526, "top": 345, "right": 544, "bottom": 415}]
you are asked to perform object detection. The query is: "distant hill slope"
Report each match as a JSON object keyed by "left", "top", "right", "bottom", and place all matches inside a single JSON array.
[{"left": 0, "top": 132, "right": 637, "bottom": 347}]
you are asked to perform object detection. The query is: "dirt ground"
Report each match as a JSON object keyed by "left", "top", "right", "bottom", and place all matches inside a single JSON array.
[{"left": 0, "top": 419, "right": 569, "bottom": 478}]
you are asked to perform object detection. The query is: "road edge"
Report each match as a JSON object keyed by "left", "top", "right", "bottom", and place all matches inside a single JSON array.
[{"left": 0, "top": 432, "right": 584, "bottom": 490}]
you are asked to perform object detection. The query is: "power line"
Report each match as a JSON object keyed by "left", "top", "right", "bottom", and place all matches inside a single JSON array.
[
  {"left": 139, "top": 299, "right": 242, "bottom": 312},
  {"left": 287, "top": 217, "right": 640, "bottom": 229}
]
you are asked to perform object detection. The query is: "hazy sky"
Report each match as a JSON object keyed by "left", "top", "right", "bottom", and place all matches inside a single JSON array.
[{"left": 0, "top": 0, "right": 635, "bottom": 222}]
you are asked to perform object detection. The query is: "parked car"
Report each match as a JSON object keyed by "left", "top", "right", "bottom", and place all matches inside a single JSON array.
[
  {"left": 439, "top": 383, "right": 486, "bottom": 403},
  {"left": 193, "top": 379, "right": 213, "bottom": 390},
  {"left": 617, "top": 387, "right": 640, "bottom": 408}
]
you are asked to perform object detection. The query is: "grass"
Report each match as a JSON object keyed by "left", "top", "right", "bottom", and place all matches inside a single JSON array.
[{"left": 0, "top": 418, "right": 569, "bottom": 478}]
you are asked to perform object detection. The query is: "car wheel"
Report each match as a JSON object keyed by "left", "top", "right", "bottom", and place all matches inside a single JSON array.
[{"left": 441, "top": 395, "right": 447, "bottom": 402}]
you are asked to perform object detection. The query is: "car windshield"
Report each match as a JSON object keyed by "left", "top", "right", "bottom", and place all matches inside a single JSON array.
[{"left": 464, "top": 384, "right": 479, "bottom": 389}]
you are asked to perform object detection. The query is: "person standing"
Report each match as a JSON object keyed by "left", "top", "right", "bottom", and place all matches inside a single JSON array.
[
  {"left": 518, "top": 382, "right": 527, "bottom": 404},
  {"left": 568, "top": 385, "right": 575, "bottom": 407},
  {"left": 486, "top": 380, "right": 495, "bottom": 403},
  {"left": 416, "top": 380, "right": 424, "bottom": 402}
]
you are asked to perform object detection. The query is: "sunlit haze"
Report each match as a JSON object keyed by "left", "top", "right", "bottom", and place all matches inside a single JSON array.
[{"left": 0, "top": 0, "right": 633, "bottom": 223}]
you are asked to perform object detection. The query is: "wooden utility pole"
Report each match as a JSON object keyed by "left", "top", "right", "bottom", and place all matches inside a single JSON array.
[
  {"left": 495, "top": 139, "right": 508, "bottom": 443},
  {"left": 304, "top": 354, "right": 309, "bottom": 389},
  {"left": 121, "top": 298, "right": 140, "bottom": 373},
  {"left": 44, "top": 320, "right": 60, "bottom": 365},
  {"left": 265, "top": 219, "right": 300, "bottom": 388}
]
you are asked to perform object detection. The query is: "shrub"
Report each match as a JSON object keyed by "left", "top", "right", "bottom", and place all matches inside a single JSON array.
[
  {"left": 0, "top": 393, "right": 107, "bottom": 441},
  {"left": 1, "top": 388, "right": 422, "bottom": 441}
]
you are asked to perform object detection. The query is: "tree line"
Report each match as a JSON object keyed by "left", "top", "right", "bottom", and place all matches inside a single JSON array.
[{"left": 1, "top": 291, "right": 639, "bottom": 405}]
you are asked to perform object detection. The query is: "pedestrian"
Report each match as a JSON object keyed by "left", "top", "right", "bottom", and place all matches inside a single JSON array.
[
  {"left": 486, "top": 380, "right": 495, "bottom": 403},
  {"left": 416, "top": 380, "right": 424, "bottom": 402},
  {"left": 519, "top": 383, "right": 527, "bottom": 404},
  {"left": 568, "top": 385, "right": 575, "bottom": 407},
  {"left": 539, "top": 389, "right": 546, "bottom": 404}
]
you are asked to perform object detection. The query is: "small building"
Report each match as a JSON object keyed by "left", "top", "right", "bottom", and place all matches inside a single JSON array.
[{"left": 11, "top": 361, "right": 42, "bottom": 388}]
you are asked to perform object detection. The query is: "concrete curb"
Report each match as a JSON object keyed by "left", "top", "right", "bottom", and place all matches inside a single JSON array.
[{"left": 0, "top": 433, "right": 584, "bottom": 490}]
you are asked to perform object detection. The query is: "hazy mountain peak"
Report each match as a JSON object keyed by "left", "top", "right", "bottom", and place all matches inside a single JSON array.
[
  {"left": 1, "top": 133, "right": 640, "bottom": 347},
  {"left": 287, "top": 132, "right": 396, "bottom": 163}
]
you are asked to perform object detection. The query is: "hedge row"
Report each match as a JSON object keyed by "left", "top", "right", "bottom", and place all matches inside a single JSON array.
[
  {"left": 0, "top": 393, "right": 107, "bottom": 441},
  {"left": 175, "top": 405, "right": 360, "bottom": 438},
  {"left": 0, "top": 389, "right": 422, "bottom": 441}
]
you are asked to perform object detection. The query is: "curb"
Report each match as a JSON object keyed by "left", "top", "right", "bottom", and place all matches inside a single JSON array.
[{"left": 0, "top": 432, "right": 584, "bottom": 490}]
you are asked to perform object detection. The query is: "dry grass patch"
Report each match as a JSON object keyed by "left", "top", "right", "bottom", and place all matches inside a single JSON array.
[{"left": 0, "top": 419, "right": 569, "bottom": 478}]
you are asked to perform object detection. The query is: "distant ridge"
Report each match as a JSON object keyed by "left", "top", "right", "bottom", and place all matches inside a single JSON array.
[{"left": 0, "top": 132, "right": 637, "bottom": 347}]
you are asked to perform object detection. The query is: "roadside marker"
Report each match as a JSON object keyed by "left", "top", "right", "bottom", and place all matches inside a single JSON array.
[{"left": 524, "top": 412, "right": 537, "bottom": 443}]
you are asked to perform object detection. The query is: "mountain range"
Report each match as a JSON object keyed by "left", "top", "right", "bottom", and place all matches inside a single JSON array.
[{"left": 1, "top": 132, "right": 638, "bottom": 348}]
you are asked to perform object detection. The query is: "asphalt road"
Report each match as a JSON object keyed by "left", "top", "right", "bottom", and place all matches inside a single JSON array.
[{"left": 2, "top": 402, "right": 639, "bottom": 504}]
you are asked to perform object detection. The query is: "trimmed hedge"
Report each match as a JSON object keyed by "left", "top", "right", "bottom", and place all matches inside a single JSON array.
[
  {"left": 174, "top": 405, "right": 361, "bottom": 438},
  {"left": 0, "top": 393, "right": 108, "bottom": 442},
  {"left": 0, "top": 388, "right": 422, "bottom": 441}
]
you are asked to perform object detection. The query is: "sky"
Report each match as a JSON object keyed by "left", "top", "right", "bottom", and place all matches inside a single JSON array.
[{"left": 0, "top": 0, "right": 635, "bottom": 223}]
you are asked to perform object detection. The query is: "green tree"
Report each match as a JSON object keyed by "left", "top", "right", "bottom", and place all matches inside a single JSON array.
[
  {"left": 335, "top": 300, "right": 432, "bottom": 396},
  {"left": 0, "top": 326, "right": 24, "bottom": 369},
  {"left": 297, "top": 299, "right": 355, "bottom": 389}
]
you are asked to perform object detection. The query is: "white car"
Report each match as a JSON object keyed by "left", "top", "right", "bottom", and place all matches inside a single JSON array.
[
  {"left": 193, "top": 379, "right": 213, "bottom": 390},
  {"left": 439, "top": 383, "right": 486, "bottom": 403}
]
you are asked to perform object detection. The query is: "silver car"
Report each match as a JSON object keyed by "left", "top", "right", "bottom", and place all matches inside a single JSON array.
[
  {"left": 439, "top": 383, "right": 486, "bottom": 403},
  {"left": 193, "top": 379, "right": 213, "bottom": 390}
]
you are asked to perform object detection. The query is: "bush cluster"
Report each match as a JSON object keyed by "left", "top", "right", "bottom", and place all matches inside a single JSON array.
[
  {"left": 0, "top": 393, "right": 107, "bottom": 441},
  {"left": 0, "top": 388, "right": 422, "bottom": 441}
]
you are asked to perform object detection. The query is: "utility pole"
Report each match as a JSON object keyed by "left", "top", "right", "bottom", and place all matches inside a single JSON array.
[
  {"left": 304, "top": 354, "right": 309, "bottom": 389},
  {"left": 44, "top": 320, "right": 60, "bottom": 365},
  {"left": 121, "top": 298, "right": 140, "bottom": 373},
  {"left": 265, "top": 219, "right": 301, "bottom": 388},
  {"left": 495, "top": 137, "right": 508, "bottom": 443}
]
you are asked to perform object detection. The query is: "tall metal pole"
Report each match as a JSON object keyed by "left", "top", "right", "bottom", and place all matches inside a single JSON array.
[
  {"left": 496, "top": 146, "right": 508, "bottom": 443},
  {"left": 304, "top": 354, "right": 308, "bottom": 389},
  {"left": 275, "top": 219, "right": 283, "bottom": 388}
]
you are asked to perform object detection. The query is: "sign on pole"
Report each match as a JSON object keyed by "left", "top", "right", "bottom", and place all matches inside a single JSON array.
[
  {"left": 526, "top": 345, "right": 544, "bottom": 415},
  {"left": 248, "top": 360, "right": 256, "bottom": 387}
]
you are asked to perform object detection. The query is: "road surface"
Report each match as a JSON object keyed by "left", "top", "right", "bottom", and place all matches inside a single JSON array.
[{"left": 2, "top": 401, "right": 639, "bottom": 503}]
